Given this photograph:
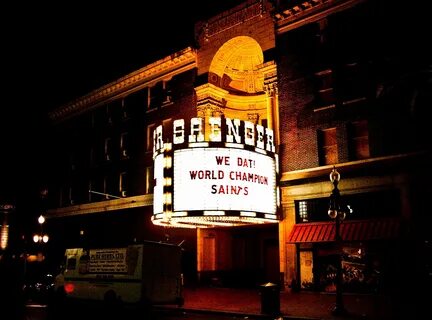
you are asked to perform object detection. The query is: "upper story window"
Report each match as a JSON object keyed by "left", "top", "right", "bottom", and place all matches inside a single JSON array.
[
  {"left": 148, "top": 119, "right": 173, "bottom": 152},
  {"left": 104, "top": 137, "right": 112, "bottom": 161},
  {"left": 348, "top": 120, "right": 370, "bottom": 160},
  {"left": 148, "top": 80, "right": 172, "bottom": 111},
  {"left": 69, "top": 186, "right": 74, "bottom": 205},
  {"left": 314, "top": 69, "right": 335, "bottom": 109},
  {"left": 105, "top": 104, "right": 113, "bottom": 125},
  {"left": 103, "top": 175, "right": 118, "bottom": 200},
  {"left": 147, "top": 123, "right": 156, "bottom": 152},
  {"left": 149, "top": 82, "right": 163, "bottom": 110},
  {"left": 162, "top": 118, "right": 173, "bottom": 142},
  {"left": 69, "top": 153, "right": 76, "bottom": 172},
  {"left": 120, "top": 172, "right": 128, "bottom": 197},
  {"left": 120, "top": 98, "right": 130, "bottom": 120},
  {"left": 339, "top": 62, "right": 368, "bottom": 103},
  {"left": 124, "top": 89, "right": 147, "bottom": 118},
  {"left": 318, "top": 128, "right": 338, "bottom": 165},
  {"left": 120, "top": 132, "right": 129, "bottom": 158},
  {"left": 146, "top": 166, "right": 154, "bottom": 194}
]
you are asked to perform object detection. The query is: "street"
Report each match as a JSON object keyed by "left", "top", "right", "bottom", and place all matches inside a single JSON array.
[{"left": 24, "top": 303, "right": 271, "bottom": 320}]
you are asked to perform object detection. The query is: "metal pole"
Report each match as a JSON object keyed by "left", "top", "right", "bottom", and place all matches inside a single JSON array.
[
  {"left": 331, "top": 183, "right": 347, "bottom": 316},
  {"left": 333, "top": 214, "right": 346, "bottom": 315}
]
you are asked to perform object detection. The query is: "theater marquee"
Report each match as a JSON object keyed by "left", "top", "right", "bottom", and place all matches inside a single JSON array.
[{"left": 152, "top": 116, "right": 279, "bottom": 228}]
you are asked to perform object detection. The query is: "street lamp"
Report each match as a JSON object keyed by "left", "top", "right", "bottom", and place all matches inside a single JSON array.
[
  {"left": 33, "top": 215, "right": 49, "bottom": 243},
  {"left": 328, "top": 167, "right": 350, "bottom": 316}
]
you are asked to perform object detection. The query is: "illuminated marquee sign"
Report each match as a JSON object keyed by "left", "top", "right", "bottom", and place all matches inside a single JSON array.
[{"left": 152, "top": 116, "right": 279, "bottom": 228}]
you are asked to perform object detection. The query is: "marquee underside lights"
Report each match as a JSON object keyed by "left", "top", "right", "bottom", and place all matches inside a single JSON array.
[{"left": 152, "top": 116, "right": 280, "bottom": 228}]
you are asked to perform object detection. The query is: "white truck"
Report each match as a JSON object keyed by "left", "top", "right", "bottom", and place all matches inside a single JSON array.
[{"left": 59, "top": 241, "right": 184, "bottom": 307}]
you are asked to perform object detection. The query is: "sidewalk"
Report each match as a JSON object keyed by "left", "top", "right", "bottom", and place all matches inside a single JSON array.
[{"left": 169, "top": 286, "right": 398, "bottom": 320}]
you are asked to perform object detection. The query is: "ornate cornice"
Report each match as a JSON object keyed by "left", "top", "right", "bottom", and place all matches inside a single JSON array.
[
  {"left": 49, "top": 47, "right": 197, "bottom": 123},
  {"left": 274, "top": 0, "right": 366, "bottom": 34},
  {"left": 195, "top": 0, "right": 268, "bottom": 45}
]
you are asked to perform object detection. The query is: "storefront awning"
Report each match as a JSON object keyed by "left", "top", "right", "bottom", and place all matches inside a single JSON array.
[{"left": 286, "top": 218, "right": 401, "bottom": 243}]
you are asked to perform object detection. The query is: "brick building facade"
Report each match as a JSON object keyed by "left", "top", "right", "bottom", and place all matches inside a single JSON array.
[{"left": 43, "top": 0, "right": 431, "bottom": 298}]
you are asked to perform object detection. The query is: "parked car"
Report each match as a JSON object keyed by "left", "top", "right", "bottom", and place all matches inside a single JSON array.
[{"left": 23, "top": 273, "right": 55, "bottom": 303}]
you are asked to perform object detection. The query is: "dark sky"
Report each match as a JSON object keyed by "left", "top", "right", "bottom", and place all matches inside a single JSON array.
[
  {"left": 4, "top": 1, "right": 244, "bottom": 113},
  {"left": 1, "top": 1, "right": 245, "bottom": 202}
]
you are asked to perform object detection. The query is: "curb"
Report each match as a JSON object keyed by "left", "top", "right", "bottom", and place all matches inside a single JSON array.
[{"left": 154, "top": 306, "right": 322, "bottom": 320}]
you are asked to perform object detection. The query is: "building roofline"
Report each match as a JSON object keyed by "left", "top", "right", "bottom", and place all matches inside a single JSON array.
[{"left": 48, "top": 47, "right": 197, "bottom": 123}]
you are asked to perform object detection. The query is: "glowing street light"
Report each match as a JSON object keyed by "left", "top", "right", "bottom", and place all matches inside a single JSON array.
[{"left": 33, "top": 215, "right": 49, "bottom": 243}]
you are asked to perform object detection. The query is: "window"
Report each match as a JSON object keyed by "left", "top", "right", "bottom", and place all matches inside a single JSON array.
[
  {"left": 124, "top": 89, "right": 147, "bottom": 115},
  {"left": 340, "top": 62, "right": 367, "bottom": 103},
  {"left": 162, "top": 118, "right": 173, "bottom": 143},
  {"left": 120, "top": 98, "right": 129, "bottom": 120},
  {"left": 68, "top": 186, "right": 74, "bottom": 205},
  {"left": 163, "top": 80, "right": 172, "bottom": 105},
  {"left": 104, "top": 138, "right": 112, "bottom": 161},
  {"left": 146, "top": 166, "right": 154, "bottom": 194},
  {"left": 296, "top": 190, "right": 400, "bottom": 223},
  {"left": 318, "top": 128, "right": 338, "bottom": 165},
  {"left": 147, "top": 123, "right": 156, "bottom": 152},
  {"left": 348, "top": 120, "right": 370, "bottom": 160},
  {"left": 89, "top": 147, "right": 95, "bottom": 167},
  {"left": 314, "top": 69, "right": 335, "bottom": 108},
  {"left": 120, "top": 132, "right": 129, "bottom": 158},
  {"left": 298, "top": 201, "right": 309, "bottom": 222},
  {"left": 105, "top": 104, "right": 113, "bottom": 125},
  {"left": 149, "top": 82, "right": 163, "bottom": 110},
  {"left": 120, "top": 172, "right": 128, "bottom": 197},
  {"left": 149, "top": 80, "right": 172, "bottom": 110},
  {"left": 103, "top": 176, "right": 118, "bottom": 200},
  {"left": 69, "top": 153, "right": 76, "bottom": 171}
]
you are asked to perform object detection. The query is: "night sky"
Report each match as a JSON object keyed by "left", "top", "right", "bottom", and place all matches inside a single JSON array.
[{"left": 1, "top": 1, "right": 245, "bottom": 203}]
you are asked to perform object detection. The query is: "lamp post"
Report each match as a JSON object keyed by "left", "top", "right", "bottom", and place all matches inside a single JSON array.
[
  {"left": 33, "top": 215, "right": 49, "bottom": 244},
  {"left": 328, "top": 167, "right": 349, "bottom": 316}
]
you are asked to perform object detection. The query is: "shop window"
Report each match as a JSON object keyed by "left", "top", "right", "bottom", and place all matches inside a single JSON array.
[
  {"left": 318, "top": 128, "right": 338, "bottom": 165},
  {"left": 348, "top": 120, "right": 370, "bottom": 160}
]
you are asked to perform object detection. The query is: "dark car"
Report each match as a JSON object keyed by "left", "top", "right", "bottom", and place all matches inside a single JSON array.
[{"left": 23, "top": 273, "right": 55, "bottom": 304}]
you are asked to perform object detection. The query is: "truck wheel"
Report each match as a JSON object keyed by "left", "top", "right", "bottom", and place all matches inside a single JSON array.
[
  {"left": 104, "top": 290, "right": 117, "bottom": 303},
  {"left": 103, "top": 290, "right": 123, "bottom": 319}
]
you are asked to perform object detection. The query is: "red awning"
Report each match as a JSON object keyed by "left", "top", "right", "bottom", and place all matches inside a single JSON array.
[{"left": 286, "top": 218, "right": 401, "bottom": 243}]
